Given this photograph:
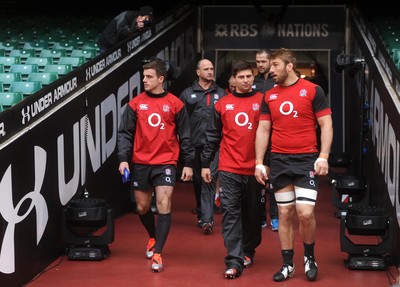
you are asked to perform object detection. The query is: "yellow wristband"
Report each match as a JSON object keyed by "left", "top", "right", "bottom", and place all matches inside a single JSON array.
[
  {"left": 256, "top": 159, "right": 263, "bottom": 165},
  {"left": 319, "top": 153, "right": 329, "bottom": 160}
]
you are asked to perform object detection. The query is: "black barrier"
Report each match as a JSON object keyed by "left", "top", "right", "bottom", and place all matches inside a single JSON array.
[
  {"left": 350, "top": 8, "right": 400, "bottom": 265},
  {"left": 0, "top": 4, "right": 196, "bottom": 286}
]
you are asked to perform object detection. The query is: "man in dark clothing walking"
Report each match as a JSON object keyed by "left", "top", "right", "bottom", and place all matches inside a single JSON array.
[
  {"left": 179, "top": 59, "right": 226, "bottom": 234},
  {"left": 97, "top": 6, "right": 153, "bottom": 52},
  {"left": 253, "top": 48, "right": 279, "bottom": 231},
  {"left": 117, "top": 58, "right": 194, "bottom": 272},
  {"left": 201, "top": 60, "right": 264, "bottom": 279}
]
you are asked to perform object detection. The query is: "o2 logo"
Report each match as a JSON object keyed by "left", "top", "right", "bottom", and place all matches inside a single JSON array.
[
  {"left": 235, "top": 112, "right": 252, "bottom": 129},
  {"left": 148, "top": 113, "right": 165, "bottom": 129},
  {"left": 279, "top": 101, "right": 298, "bottom": 117}
]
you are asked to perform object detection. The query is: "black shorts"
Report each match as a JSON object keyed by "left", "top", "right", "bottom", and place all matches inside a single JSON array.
[
  {"left": 131, "top": 164, "right": 176, "bottom": 190},
  {"left": 270, "top": 153, "right": 319, "bottom": 192}
]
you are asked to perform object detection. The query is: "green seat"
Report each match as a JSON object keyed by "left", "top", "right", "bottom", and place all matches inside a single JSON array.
[
  {"left": 70, "top": 49, "right": 97, "bottom": 60},
  {"left": 9, "top": 34, "right": 35, "bottom": 44},
  {"left": 26, "top": 57, "right": 54, "bottom": 72},
  {"left": 43, "top": 64, "right": 73, "bottom": 76},
  {"left": 58, "top": 56, "right": 85, "bottom": 68},
  {"left": 0, "top": 64, "right": 3, "bottom": 72},
  {"left": 0, "top": 92, "right": 24, "bottom": 108},
  {"left": 0, "top": 72, "right": 22, "bottom": 91},
  {"left": 23, "top": 41, "right": 49, "bottom": 50},
  {"left": 9, "top": 81, "right": 42, "bottom": 96},
  {"left": 0, "top": 56, "right": 22, "bottom": 72},
  {"left": 384, "top": 37, "right": 400, "bottom": 56},
  {"left": 39, "top": 49, "right": 66, "bottom": 64},
  {"left": 23, "top": 41, "right": 48, "bottom": 56},
  {"left": 9, "top": 64, "right": 39, "bottom": 80},
  {"left": 0, "top": 42, "right": 18, "bottom": 56},
  {"left": 82, "top": 42, "right": 99, "bottom": 51},
  {"left": 9, "top": 49, "right": 35, "bottom": 63},
  {"left": 0, "top": 82, "right": 3, "bottom": 92},
  {"left": 27, "top": 72, "right": 59, "bottom": 85},
  {"left": 43, "top": 35, "right": 61, "bottom": 49},
  {"left": 0, "top": 50, "right": 4, "bottom": 57},
  {"left": 52, "top": 41, "right": 79, "bottom": 56}
]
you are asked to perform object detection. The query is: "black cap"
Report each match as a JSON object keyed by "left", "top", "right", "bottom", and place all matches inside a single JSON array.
[{"left": 139, "top": 6, "right": 153, "bottom": 16}]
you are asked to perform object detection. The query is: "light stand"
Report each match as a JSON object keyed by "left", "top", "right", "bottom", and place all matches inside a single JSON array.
[
  {"left": 334, "top": 53, "right": 366, "bottom": 174},
  {"left": 63, "top": 198, "right": 114, "bottom": 260},
  {"left": 331, "top": 54, "right": 369, "bottom": 217},
  {"left": 62, "top": 112, "right": 114, "bottom": 261},
  {"left": 331, "top": 175, "right": 369, "bottom": 218},
  {"left": 340, "top": 205, "right": 393, "bottom": 270}
]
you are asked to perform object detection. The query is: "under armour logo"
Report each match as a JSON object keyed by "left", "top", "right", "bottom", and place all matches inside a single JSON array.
[
  {"left": 0, "top": 146, "right": 48, "bottom": 274},
  {"left": 21, "top": 106, "right": 31, "bottom": 125},
  {"left": 86, "top": 68, "right": 92, "bottom": 81}
]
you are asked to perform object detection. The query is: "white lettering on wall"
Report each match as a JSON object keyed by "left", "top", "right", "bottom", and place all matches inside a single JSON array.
[
  {"left": 101, "top": 95, "right": 117, "bottom": 164},
  {"left": 370, "top": 85, "right": 400, "bottom": 227},
  {"left": 277, "top": 23, "right": 329, "bottom": 37},
  {"left": 0, "top": 122, "right": 5, "bottom": 137},
  {"left": 214, "top": 23, "right": 329, "bottom": 38},
  {"left": 58, "top": 122, "right": 80, "bottom": 205}
]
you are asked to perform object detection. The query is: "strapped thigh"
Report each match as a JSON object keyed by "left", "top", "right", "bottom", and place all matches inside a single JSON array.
[
  {"left": 274, "top": 191, "right": 295, "bottom": 206},
  {"left": 294, "top": 186, "right": 317, "bottom": 206}
]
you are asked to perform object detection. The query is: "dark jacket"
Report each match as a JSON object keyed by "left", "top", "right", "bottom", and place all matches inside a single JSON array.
[
  {"left": 97, "top": 10, "right": 140, "bottom": 51},
  {"left": 179, "top": 80, "right": 226, "bottom": 147},
  {"left": 118, "top": 91, "right": 194, "bottom": 167},
  {"left": 253, "top": 73, "right": 275, "bottom": 93}
]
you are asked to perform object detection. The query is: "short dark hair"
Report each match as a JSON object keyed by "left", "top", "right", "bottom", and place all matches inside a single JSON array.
[
  {"left": 271, "top": 48, "right": 297, "bottom": 69},
  {"left": 143, "top": 58, "right": 167, "bottom": 80},
  {"left": 231, "top": 60, "right": 254, "bottom": 77},
  {"left": 256, "top": 48, "right": 272, "bottom": 59},
  {"left": 139, "top": 6, "right": 153, "bottom": 17}
]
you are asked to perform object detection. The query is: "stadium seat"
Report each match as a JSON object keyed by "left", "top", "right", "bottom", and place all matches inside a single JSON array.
[
  {"left": 0, "top": 82, "right": 3, "bottom": 92},
  {"left": 0, "top": 91, "right": 24, "bottom": 108},
  {"left": 26, "top": 57, "right": 54, "bottom": 72},
  {"left": 70, "top": 49, "right": 97, "bottom": 60},
  {"left": 386, "top": 38, "right": 400, "bottom": 56},
  {"left": 0, "top": 64, "right": 3, "bottom": 72},
  {"left": 9, "top": 49, "right": 35, "bottom": 63},
  {"left": 0, "top": 41, "right": 18, "bottom": 56},
  {"left": 9, "top": 81, "right": 42, "bottom": 96},
  {"left": 39, "top": 49, "right": 66, "bottom": 64},
  {"left": 27, "top": 72, "right": 59, "bottom": 85},
  {"left": 82, "top": 43, "right": 100, "bottom": 55},
  {"left": 0, "top": 50, "right": 4, "bottom": 57},
  {"left": 52, "top": 41, "right": 79, "bottom": 56},
  {"left": 82, "top": 42, "right": 99, "bottom": 51},
  {"left": 9, "top": 35, "right": 35, "bottom": 47},
  {"left": 43, "top": 35, "right": 61, "bottom": 49},
  {"left": 0, "top": 72, "right": 22, "bottom": 91},
  {"left": 9, "top": 64, "right": 39, "bottom": 80},
  {"left": 392, "top": 49, "right": 400, "bottom": 65},
  {"left": 72, "top": 34, "right": 92, "bottom": 47},
  {"left": 58, "top": 56, "right": 85, "bottom": 68},
  {"left": 23, "top": 41, "right": 48, "bottom": 56},
  {"left": 0, "top": 56, "right": 22, "bottom": 72},
  {"left": 43, "top": 64, "right": 73, "bottom": 76},
  {"left": 48, "top": 28, "right": 73, "bottom": 41}
]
